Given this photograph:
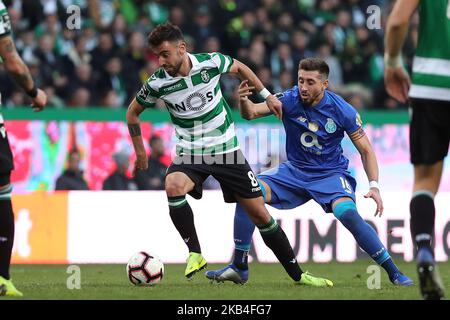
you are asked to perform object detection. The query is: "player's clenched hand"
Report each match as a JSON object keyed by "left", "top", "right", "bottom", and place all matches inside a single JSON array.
[
  {"left": 384, "top": 67, "right": 411, "bottom": 104},
  {"left": 364, "top": 187, "right": 384, "bottom": 217},
  {"left": 238, "top": 80, "right": 254, "bottom": 102},
  {"left": 266, "top": 94, "right": 282, "bottom": 120},
  {"left": 31, "top": 89, "right": 47, "bottom": 112},
  {"left": 133, "top": 153, "right": 148, "bottom": 177}
]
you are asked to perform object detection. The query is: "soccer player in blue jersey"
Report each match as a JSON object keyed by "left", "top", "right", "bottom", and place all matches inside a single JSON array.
[{"left": 206, "top": 58, "right": 413, "bottom": 286}]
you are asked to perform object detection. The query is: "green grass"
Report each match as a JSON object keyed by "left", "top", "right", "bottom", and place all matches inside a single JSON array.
[{"left": 4, "top": 260, "right": 449, "bottom": 300}]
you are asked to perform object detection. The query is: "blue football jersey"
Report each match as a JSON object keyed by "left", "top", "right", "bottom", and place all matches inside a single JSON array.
[{"left": 277, "top": 86, "right": 363, "bottom": 172}]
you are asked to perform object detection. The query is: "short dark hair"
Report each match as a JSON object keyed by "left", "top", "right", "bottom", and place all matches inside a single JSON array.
[
  {"left": 147, "top": 23, "right": 184, "bottom": 47},
  {"left": 149, "top": 135, "right": 162, "bottom": 146},
  {"left": 299, "top": 58, "right": 329, "bottom": 79}
]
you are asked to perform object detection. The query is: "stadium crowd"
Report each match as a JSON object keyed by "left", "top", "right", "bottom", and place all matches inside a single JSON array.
[{"left": 0, "top": 0, "right": 417, "bottom": 110}]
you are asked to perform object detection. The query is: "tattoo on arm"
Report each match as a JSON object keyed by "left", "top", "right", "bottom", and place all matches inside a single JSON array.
[
  {"left": 128, "top": 124, "right": 142, "bottom": 137},
  {"left": 1, "top": 37, "right": 34, "bottom": 91},
  {"left": 4, "top": 39, "right": 14, "bottom": 53},
  {"left": 10, "top": 72, "right": 34, "bottom": 92}
]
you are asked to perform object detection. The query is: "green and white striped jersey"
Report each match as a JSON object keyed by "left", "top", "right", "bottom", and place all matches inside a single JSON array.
[
  {"left": 136, "top": 52, "right": 239, "bottom": 156},
  {"left": 0, "top": 0, "right": 11, "bottom": 123},
  {"left": 409, "top": 0, "right": 450, "bottom": 101}
]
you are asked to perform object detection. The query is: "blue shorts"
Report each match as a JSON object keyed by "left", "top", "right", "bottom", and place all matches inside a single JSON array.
[{"left": 258, "top": 161, "right": 357, "bottom": 213}]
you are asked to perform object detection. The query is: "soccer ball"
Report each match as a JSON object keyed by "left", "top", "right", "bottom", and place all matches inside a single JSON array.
[{"left": 126, "top": 251, "right": 164, "bottom": 286}]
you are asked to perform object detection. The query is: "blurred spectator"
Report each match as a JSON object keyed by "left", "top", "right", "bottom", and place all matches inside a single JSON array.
[
  {"left": 91, "top": 31, "right": 116, "bottom": 74},
  {"left": 0, "top": 0, "right": 414, "bottom": 110},
  {"left": 189, "top": 5, "right": 217, "bottom": 45},
  {"left": 317, "top": 43, "right": 343, "bottom": 88},
  {"left": 33, "top": 34, "right": 67, "bottom": 88},
  {"left": 55, "top": 149, "right": 89, "bottom": 190},
  {"left": 100, "top": 90, "right": 122, "bottom": 109},
  {"left": 274, "top": 69, "right": 294, "bottom": 93},
  {"left": 111, "top": 14, "right": 127, "bottom": 47},
  {"left": 247, "top": 39, "right": 267, "bottom": 70},
  {"left": 97, "top": 56, "right": 128, "bottom": 106},
  {"left": 122, "top": 31, "right": 147, "bottom": 95},
  {"left": 43, "top": 86, "right": 65, "bottom": 108},
  {"left": 102, "top": 151, "right": 138, "bottom": 190},
  {"left": 140, "top": 136, "right": 168, "bottom": 190},
  {"left": 67, "top": 87, "right": 91, "bottom": 107},
  {"left": 4, "top": 90, "right": 26, "bottom": 108},
  {"left": 202, "top": 36, "right": 221, "bottom": 53},
  {"left": 68, "top": 63, "right": 96, "bottom": 96},
  {"left": 270, "top": 42, "right": 295, "bottom": 79},
  {"left": 61, "top": 35, "right": 92, "bottom": 78}
]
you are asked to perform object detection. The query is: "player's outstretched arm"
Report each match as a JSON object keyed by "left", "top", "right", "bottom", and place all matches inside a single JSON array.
[
  {"left": 126, "top": 98, "right": 148, "bottom": 176},
  {"left": 238, "top": 80, "right": 272, "bottom": 120},
  {"left": 227, "top": 59, "right": 282, "bottom": 119},
  {"left": 351, "top": 129, "right": 384, "bottom": 217},
  {"left": 384, "top": 0, "right": 419, "bottom": 103},
  {"left": 0, "top": 35, "right": 46, "bottom": 111}
]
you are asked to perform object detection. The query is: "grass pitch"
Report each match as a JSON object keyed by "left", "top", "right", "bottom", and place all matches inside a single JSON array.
[{"left": 4, "top": 260, "right": 449, "bottom": 300}]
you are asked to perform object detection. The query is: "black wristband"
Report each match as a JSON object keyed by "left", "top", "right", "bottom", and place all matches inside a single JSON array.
[{"left": 26, "top": 85, "right": 38, "bottom": 98}]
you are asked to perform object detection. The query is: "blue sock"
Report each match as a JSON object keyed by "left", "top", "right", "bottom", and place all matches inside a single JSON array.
[
  {"left": 333, "top": 200, "right": 401, "bottom": 280},
  {"left": 232, "top": 203, "right": 255, "bottom": 270}
]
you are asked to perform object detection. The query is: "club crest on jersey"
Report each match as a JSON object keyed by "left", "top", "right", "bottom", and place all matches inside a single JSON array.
[
  {"left": 200, "top": 69, "right": 210, "bottom": 83},
  {"left": 325, "top": 118, "right": 337, "bottom": 133},
  {"left": 308, "top": 122, "right": 319, "bottom": 132}
]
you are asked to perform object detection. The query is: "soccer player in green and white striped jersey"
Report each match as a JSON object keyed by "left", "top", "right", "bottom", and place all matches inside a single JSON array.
[
  {"left": 385, "top": 0, "right": 449, "bottom": 300},
  {"left": 126, "top": 23, "right": 332, "bottom": 286},
  {"left": 0, "top": 0, "right": 47, "bottom": 297}
]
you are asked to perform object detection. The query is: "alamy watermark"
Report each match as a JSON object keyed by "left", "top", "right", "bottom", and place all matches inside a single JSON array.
[
  {"left": 366, "top": 265, "right": 381, "bottom": 289},
  {"left": 366, "top": 5, "right": 381, "bottom": 30},
  {"left": 66, "top": 265, "right": 81, "bottom": 290},
  {"left": 66, "top": 5, "right": 81, "bottom": 30}
]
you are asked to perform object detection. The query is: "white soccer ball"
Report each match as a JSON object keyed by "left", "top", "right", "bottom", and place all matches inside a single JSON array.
[{"left": 126, "top": 251, "right": 164, "bottom": 286}]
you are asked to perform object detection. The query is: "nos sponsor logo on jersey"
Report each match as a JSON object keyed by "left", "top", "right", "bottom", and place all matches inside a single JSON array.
[{"left": 166, "top": 91, "right": 214, "bottom": 112}]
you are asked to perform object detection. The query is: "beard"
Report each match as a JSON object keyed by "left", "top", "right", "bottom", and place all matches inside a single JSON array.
[
  {"left": 300, "top": 90, "right": 323, "bottom": 106},
  {"left": 300, "top": 92, "right": 313, "bottom": 106},
  {"left": 164, "top": 59, "right": 183, "bottom": 77}
]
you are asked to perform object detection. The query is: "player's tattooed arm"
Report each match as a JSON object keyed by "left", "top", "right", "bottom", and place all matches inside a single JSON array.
[
  {"left": 0, "top": 36, "right": 35, "bottom": 93},
  {"left": 128, "top": 124, "right": 141, "bottom": 137},
  {"left": 127, "top": 99, "right": 148, "bottom": 173}
]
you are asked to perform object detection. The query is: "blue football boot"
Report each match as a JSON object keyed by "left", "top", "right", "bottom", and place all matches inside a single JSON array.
[{"left": 205, "top": 264, "right": 249, "bottom": 284}]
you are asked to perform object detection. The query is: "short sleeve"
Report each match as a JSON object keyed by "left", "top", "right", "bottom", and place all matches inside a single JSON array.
[
  {"left": 0, "top": 2, "right": 11, "bottom": 38},
  {"left": 343, "top": 104, "right": 364, "bottom": 139},
  {"left": 274, "top": 87, "right": 297, "bottom": 114},
  {"left": 210, "top": 52, "right": 234, "bottom": 74},
  {"left": 136, "top": 81, "right": 158, "bottom": 108},
  {"left": 274, "top": 91, "right": 291, "bottom": 106}
]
